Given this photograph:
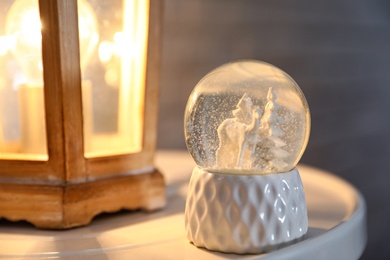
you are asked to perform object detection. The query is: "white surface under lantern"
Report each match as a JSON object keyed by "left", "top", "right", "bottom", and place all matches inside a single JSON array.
[
  {"left": 184, "top": 60, "right": 311, "bottom": 254},
  {"left": 184, "top": 60, "right": 310, "bottom": 174}
]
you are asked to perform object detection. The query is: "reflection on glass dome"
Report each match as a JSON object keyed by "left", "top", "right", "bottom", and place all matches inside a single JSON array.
[{"left": 184, "top": 60, "right": 310, "bottom": 174}]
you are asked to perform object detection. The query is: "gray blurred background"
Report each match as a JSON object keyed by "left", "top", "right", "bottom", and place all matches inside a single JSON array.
[{"left": 158, "top": 1, "right": 390, "bottom": 259}]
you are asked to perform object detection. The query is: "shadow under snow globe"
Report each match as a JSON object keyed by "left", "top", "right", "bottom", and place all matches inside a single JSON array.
[{"left": 184, "top": 60, "right": 310, "bottom": 254}]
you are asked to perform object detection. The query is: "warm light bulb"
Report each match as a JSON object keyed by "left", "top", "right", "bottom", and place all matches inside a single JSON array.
[
  {"left": 5, "top": 0, "right": 99, "bottom": 84},
  {"left": 0, "top": 36, "right": 14, "bottom": 56},
  {"left": 98, "top": 41, "right": 114, "bottom": 63},
  {"left": 5, "top": 0, "right": 42, "bottom": 86}
]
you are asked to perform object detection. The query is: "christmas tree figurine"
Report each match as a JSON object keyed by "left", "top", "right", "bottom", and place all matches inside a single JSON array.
[{"left": 257, "top": 87, "right": 289, "bottom": 172}]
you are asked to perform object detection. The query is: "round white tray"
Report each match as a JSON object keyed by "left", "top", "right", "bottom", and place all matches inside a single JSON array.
[{"left": 0, "top": 151, "right": 366, "bottom": 260}]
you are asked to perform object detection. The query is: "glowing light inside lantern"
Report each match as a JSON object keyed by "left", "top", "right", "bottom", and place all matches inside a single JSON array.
[
  {"left": 0, "top": 0, "right": 98, "bottom": 160},
  {"left": 0, "top": 0, "right": 150, "bottom": 160}
]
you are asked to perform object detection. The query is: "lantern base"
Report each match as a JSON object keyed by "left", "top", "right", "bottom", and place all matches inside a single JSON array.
[{"left": 0, "top": 169, "right": 165, "bottom": 229}]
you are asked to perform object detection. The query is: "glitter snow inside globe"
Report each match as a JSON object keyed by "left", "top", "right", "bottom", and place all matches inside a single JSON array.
[{"left": 184, "top": 60, "right": 310, "bottom": 254}]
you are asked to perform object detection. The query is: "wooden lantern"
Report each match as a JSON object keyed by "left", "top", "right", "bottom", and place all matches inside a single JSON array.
[{"left": 0, "top": 0, "right": 165, "bottom": 229}]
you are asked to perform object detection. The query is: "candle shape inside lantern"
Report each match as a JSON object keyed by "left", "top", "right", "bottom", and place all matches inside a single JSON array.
[
  {"left": 184, "top": 60, "right": 310, "bottom": 254},
  {"left": 5, "top": 0, "right": 98, "bottom": 159},
  {"left": 5, "top": 0, "right": 46, "bottom": 158}
]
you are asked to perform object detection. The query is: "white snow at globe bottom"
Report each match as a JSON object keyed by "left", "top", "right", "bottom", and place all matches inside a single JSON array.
[{"left": 215, "top": 87, "right": 289, "bottom": 174}]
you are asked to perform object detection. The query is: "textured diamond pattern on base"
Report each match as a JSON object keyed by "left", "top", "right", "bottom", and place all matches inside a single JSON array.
[{"left": 185, "top": 167, "right": 308, "bottom": 254}]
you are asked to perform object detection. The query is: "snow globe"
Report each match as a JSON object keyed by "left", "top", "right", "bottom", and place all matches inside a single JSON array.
[{"left": 184, "top": 60, "right": 310, "bottom": 254}]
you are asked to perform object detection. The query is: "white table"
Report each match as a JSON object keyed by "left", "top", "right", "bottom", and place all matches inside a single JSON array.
[{"left": 0, "top": 151, "right": 367, "bottom": 260}]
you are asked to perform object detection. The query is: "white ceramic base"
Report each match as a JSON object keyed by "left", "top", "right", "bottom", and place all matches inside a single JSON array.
[{"left": 185, "top": 166, "right": 308, "bottom": 254}]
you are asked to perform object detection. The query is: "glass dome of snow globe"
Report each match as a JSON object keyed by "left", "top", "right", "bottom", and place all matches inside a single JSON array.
[{"left": 184, "top": 60, "right": 310, "bottom": 174}]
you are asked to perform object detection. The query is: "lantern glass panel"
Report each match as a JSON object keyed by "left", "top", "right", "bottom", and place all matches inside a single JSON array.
[
  {"left": 0, "top": 0, "right": 48, "bottom": 161},
  {"left": 80, "top": 0, "right": 149, "bottom": 158}
]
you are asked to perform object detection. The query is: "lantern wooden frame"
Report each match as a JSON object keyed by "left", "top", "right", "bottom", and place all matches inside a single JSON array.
[{"left": 0, "top": 0, "right": 165, "bottom": 229}]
